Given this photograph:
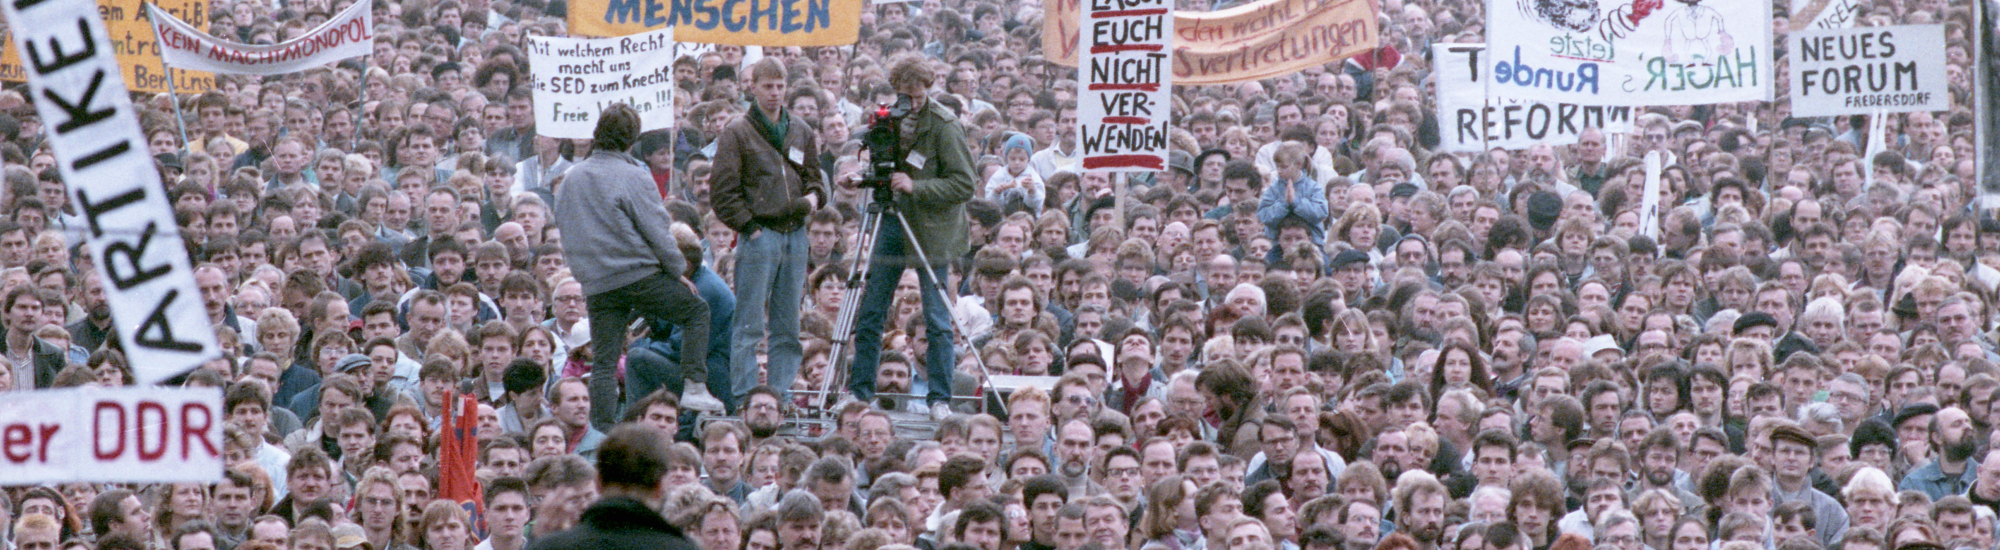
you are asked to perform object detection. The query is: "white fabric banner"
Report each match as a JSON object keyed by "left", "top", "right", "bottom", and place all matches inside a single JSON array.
[
  {"left": 0, "top": 387, "right": 224, "bottom": 484},
  {"left": 1433, "top": 44, "right": 1633, "bottom": 152},
  {"left": 527, "top": 27, "right": 676, "bottom": 140},
  {"left": 3, "top": 0, "right": 219, "bottom": 384},
  {"left": 149, "top": 0, "right": 374, "bottom": 75},
  {"left": 1484, "top": 0, "right": 1771, "bottom": 106},
  {"left": 1787, "top": 25, "right": 1947, "bottom": 117}
]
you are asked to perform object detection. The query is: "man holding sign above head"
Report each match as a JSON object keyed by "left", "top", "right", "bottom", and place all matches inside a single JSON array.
[{"left": 712, "top": 58, "right": 827, "bottom": 412}]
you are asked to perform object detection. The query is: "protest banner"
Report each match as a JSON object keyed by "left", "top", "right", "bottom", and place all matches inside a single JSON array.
[
  {"left": 1483, "top": 0, "right": 1770, "bottom": 105},
  {"left": 0, "top": 0, "right": 221, "bottom": 384},
  {"left": 1078, "top": 0, "right": 1173, "bottom": 171},
  {"left": 0, "top": 0, "right": 213, "bottom": 93},
  {"left": 1790, "top": 0, "right": 1858, "bottom": 31},
  {"left": 528, "top": 27, "right": 677, "bottom": 140},
  {"left": 567, "top": 0, "right": 862, "bottom": 46},
  {"left": 0, "top": 387, "right": 223, "bottom": 484},
  {"left": 1787, "top": 25, "right": 1946, "bottom": 117},
  {"left": 147, "top": 0, "right": 372, "bottom": 75},
  {"left": 1432, "top": 44, "right": 1633, "bottom": 152},
  {"left": 1045, "top": 0, "right": 1378, "bottom": 85}
]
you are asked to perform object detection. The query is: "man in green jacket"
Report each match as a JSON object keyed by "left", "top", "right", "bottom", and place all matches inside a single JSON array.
[{"left": 837, "top": 53, "right": 976, "bottom": 419}]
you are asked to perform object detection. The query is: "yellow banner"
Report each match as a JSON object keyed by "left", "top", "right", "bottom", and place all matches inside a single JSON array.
[
  {"left": 567, "top": 0, "right": 862, "bottom": 46},
  {"left": 0, "top": 0, "right": 214, "bottom": 93},
  {"left": 1045, "top": 0, "right": 1378, "bottom": 85}
]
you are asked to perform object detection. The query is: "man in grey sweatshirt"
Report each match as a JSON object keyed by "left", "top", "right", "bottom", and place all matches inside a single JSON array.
[{"left": 554, "top": 103, "right": 725, "bottom": 427}]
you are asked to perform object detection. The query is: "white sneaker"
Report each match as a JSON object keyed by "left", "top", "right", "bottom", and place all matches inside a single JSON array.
[
  {"left": 682, "top": 382, "right": 725, "bottom": 412},
  {"left": 929, "top": 403, "right": 953, "bottom": 421}
]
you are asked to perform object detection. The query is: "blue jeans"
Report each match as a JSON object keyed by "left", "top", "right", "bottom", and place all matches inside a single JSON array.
[
  {"left": 730, "top": 227, "right": 809, "bottom": 401},
  {"left": 626, "top": 266, "right": 736, "bottom": 413},
  {"left": 584, "top": 269, "right": 708, "bottom": 429},
  {"left": 848, "top": 219, "right": 955, "bottom": 406}
]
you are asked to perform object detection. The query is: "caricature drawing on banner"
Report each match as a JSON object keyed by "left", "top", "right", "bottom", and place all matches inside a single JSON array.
[{"left": 1489, "top": 0, "right": 1770, "bottom": 106}]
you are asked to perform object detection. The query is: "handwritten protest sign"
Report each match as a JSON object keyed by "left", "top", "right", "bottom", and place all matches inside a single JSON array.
[
  {"left": 1078, "top": 0, "right": 1172, "bottom": 171},
  {"left": 568, "top": 0, "right": 861, "bottom": 46},
  {"left": 148, "top": 0, "right": 372, "bottom": 75},
  {"left": 1, "top": 0, "right": 220, "bottom": 383},
  {"left": 1045, "top": 0, "right": 1377, "bottom": 85},
  {"left": 1484, "top": 0, "right": 1770, "bottom": 105},
  {"left": 0, "top": 0, "right": 213, "bottom": 93},
  {"left": 528, "top": 28, "right": 677, "bottom": 139},
  {"left": 1433, "top": 44, "right": 1632, "bottom": 152},
  {"left": 1788, "top": 25, "right": 1946, "bottom": 117},
  {"left": 0, "top": 387, "right": 223, "bottom": 484},
  {"left": 1791, "top": 0, "right": 1858, "bottom": 31}
]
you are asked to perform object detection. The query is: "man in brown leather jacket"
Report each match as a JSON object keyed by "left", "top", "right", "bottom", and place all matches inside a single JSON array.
[{"left": 710, "top": 57, "right": 828, "bottom": 411}]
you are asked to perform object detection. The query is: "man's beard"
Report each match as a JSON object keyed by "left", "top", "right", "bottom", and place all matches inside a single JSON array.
[
  {"left": 747, "top": 416, "right": 781, "bottom": 439},
  {"left": 1947, "top": 432, "right": 1980, "bottom": 462},
  {"left": 1646, "top": 466, "right": 1674, "bottom": 487},
  {"left": 1407, "top": 522, "right": 1443, "bottom": 544},
  {"left": 1377, "top": 461, "right": 1403, "bottom": 480}
]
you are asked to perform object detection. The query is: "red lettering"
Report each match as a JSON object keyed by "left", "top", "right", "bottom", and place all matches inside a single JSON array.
[
  {"left": 2, "top": 423, "right": 60, "bottom": 463},
  {"left": 3, "top": 424, "right": 30, "bottom": 462},
  {"left": 181, "top": 402, "right": 216, "bottom": 460},
  {"left": 93, "top": 401, "right": 125, "bottom": 460},
  {"left": 137, "top": 401, "right": 167, "bottom": 461}
]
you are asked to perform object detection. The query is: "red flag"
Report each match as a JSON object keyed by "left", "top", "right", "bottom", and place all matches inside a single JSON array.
[{"left": 438, "top": 392, "right": 485, "bottom": 536}]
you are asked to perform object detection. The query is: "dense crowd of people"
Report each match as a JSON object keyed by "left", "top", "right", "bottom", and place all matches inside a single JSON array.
[{"left": 0, "top": 0, "right": 1992, "bottom": 549}]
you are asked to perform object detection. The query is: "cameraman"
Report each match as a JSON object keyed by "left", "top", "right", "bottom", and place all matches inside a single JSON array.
[{"left": 836, "top": 54, "right": 977, "bottom": 419}]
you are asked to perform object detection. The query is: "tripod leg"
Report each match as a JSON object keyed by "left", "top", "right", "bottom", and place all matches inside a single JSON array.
[
  {"left": 885, "top": 209, "right": 1010, "bottom": 417},
  {"left": 819, "top": 201, "right": 886, "bottom": 405}
]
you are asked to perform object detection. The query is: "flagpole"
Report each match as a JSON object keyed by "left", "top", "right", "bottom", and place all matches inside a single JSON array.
[
  {"left": 162, "top": 65, "right": 193, "bottom": 155},
  {"left": 147, "top": 4, "right": 194, "bottom": 154}
]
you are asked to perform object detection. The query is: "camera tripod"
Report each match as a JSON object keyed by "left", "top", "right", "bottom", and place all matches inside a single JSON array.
[{"left": 814, "top": 186, "right": 1009, "bottom": 417}]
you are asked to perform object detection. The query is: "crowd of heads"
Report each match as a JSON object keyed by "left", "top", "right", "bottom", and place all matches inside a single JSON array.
[{"left": 0, "top": 0, "right": 1993, "bottom": 548}]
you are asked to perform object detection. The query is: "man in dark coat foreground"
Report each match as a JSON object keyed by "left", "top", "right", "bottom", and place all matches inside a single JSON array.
[{"left": 525, "top": 424, "right": 699, "bottom": 550}]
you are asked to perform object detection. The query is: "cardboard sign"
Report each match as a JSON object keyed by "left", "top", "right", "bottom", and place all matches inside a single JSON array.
[
  {"left": 1433, "top": 44, "right": 1633, "bottom": 152},
  {"left": 1483, "top": 0, "right": 1771, "bottom": 105},
  {"left": 528, "top": 27, "right": 677, "bottom": 139},
  {"left": 1, "top": 0, "right": 222, "bottom": 383},
  {"left": 567, "top": 0, "right": 862, "bottom": 46},
  {"left": 1045, "top": 0, "right": 1378, "bottom": 85},
  {"left": 0, "top": 387, "right": 224, "bottom": 484},
  {"left": 148, "top": 0, "right": 373, "bottom": 75},
  {"left": 0, "top": 0, "right": 212, "bottom": 93},
  {"left": 1078, "top": 0, "right": 1172, "bottom": 171},
  {"left": 1787, "top": 25, "right": 1947, "bottom": 117}
]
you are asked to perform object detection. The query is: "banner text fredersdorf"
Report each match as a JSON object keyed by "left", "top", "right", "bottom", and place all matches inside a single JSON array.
[
  {"left": 1045, "top": 0, "right": 1378, "bottom": 85},
  {"left": 1787, "top": 24, "right": 1948, "bottom": 117},
  {"left": 0, "top": 0, "right": 212, "bottom": 93},
  {"left": 149, "top": 0, "right": 373, "bottom": 75},
  {"left": 0, "top": 0, "right": 221, "bottom": 383},
  {"left": 568, "top": 0, "right": 861, "bottom": 46}
]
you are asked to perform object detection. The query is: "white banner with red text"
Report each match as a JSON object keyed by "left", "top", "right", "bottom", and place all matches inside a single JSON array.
[
  {"left": 148, "top": 0, "right": 373, "bottom": 75},
  {"left": 0, "top": 387, "right": 224, "bottom": 484}
]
